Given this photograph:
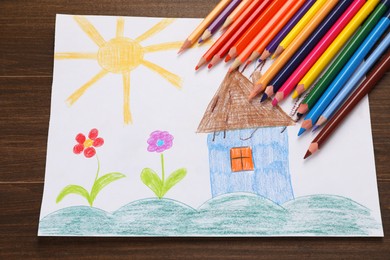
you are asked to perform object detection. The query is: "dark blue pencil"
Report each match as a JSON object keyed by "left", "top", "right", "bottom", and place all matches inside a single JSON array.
[{"left": 260, "top": 0, "right": 354, "bottom": 102}]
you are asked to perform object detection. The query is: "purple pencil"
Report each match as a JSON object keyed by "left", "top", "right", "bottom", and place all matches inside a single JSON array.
[
  {"left": 199, "top": 0, "right": 242, "bottom": 43},
  {"left": 258, "top": 0, "right": 316, "bottom": 62}
]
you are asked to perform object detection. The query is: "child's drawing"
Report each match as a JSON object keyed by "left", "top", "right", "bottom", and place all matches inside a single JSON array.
[
  {"left": 198, "top": 71, "right": 294, "bottom": 204},
  {"left": 141, "top": 131, "right": 187, "bottom": 199},
  {"left": 56, "top": 16, "right": 183, "bottom": 124},
  {"left": 56, "top": 128, "right": 126, "bottom": 206},
  {"left": 39, "top": 15, "right": 383, "bottom": 237}
]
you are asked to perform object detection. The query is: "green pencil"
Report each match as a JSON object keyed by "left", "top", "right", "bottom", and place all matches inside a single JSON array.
[{"left": 296, "top": 0, "right": 389, "bottom": 117}]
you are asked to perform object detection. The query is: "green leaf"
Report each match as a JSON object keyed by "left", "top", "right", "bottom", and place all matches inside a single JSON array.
[
  {"left": 161, "top": 168, "right": 187, "bottom": 197},
  {"left": 140, "top": 168, "right": 163, "bottom": 198},
  {"left": 56, "top": 185, "right": 91, "bottom": 205},
  {"left": 89, "top": 172, "right": 126, "bottom": 205}
]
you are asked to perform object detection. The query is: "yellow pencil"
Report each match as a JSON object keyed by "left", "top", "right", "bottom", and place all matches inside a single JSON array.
[
  {"left": 221, "top": 0, "right": 252, "bottom": 29},
  {"left": 179, "top": 0, "right": 232, "bottom": 53},
  {"left": 292, "top": 0, "right": 380, "bottom": 98},
  {"left": 273, "top": 0, "right": 328, "bottom": 58},
  {"left": 249, "top": 0, "right": 339, "bottom": 100}
]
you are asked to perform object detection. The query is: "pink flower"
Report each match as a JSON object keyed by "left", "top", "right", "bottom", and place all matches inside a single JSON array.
[
  {"left": 147, "top": 130, "right": 174, "bottom": 153},
  {"left": 73, "top": 128, "right": 104, "bottom": 158}
]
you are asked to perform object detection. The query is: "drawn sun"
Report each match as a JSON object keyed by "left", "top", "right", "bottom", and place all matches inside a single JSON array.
[{"left": 56, "top": 16, "right": 183, "bottom": 124}]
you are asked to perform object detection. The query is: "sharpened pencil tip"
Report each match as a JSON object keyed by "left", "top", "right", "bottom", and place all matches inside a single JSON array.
[
  {"left": 296, "top": 113, "right": 303, "bottom": 119},
  {"left": 304, "top": 150, "right": 312, "bottom": 159},
  {"left": 195, "top": 65, "right": 199, "bottom": 71},
  {"left": 260, "top": 94, "right": 268, "bottom": 103},
  {"left": 198, "top": 39, "right": 203, "bottom": 44},
  {"left": 312, "top": 125, "right": 319, "bottom": 132},
  {"left": 271, "top": 98, "right": 278, "bottom": 107},
  {"left": 208, "top": 63, "right": 213, "bottom": 69},
  {"left": 292, "top": 90, "right": 299, "bottom": 99},
  {"left": 225, "top": 55, "right": 232, "bottom": 62},
  {"left": 298, "top": 127, "right": 306, "bottom": 136}
]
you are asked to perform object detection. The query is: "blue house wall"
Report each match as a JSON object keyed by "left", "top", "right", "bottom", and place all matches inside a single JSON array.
[{"left": 207, "top": 127, "right": 294, "bottom": 205}]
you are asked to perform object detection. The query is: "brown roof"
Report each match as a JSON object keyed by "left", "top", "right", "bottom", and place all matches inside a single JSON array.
[{"left": 197, "top": 71, "right": 294, "bottom": 133}]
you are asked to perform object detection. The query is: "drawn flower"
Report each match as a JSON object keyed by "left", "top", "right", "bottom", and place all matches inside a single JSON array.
[
  {"left": 147, "top": 130, "right": 173, "bottom": 153},
  {"left": 73, "top": 128, "right": 104, "bottom": 158}
]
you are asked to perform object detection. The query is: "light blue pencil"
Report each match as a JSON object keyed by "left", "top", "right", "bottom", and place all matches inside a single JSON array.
[
  {"left": 313, "top": 31, "right": 390, "bottom": 131},
  {"left": 298, "top": 10, "right": 390, "bottom": 136}
]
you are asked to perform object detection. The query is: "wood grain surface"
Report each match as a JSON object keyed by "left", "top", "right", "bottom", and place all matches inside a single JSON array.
[{"left": 0, "top": 0, "right": 389, "bottom": 258}]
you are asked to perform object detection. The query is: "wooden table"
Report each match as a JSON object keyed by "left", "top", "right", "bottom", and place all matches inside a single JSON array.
[{"left": 1, "top": 0, "right": 389, "bottom": 258}]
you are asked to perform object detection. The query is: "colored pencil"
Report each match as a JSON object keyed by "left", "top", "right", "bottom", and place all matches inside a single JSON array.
[
  {"left": 314, "top": 31, "right": 390, "bottom": 130},
  {"left": 304, "top": 48, "right": 390, "bottom": 159},
  {"left": 298, "top": 13, "right": 390, "bottom": 136},
  {"left": 270, "top": 0, "right": 364, "bottom": 106},
  {"left": 199, "top": 0, "right": 242, "bottom": 43},
  {"left": 229, "top": 0, "right": 305, "bottom": 71},
  {"left": 273, "top": 0, "right": 329, "bottom": 58},
  {"left": 259, "top": 0, "right": 317, "bottom": 62},
  {"left": 261, "top": 0, "right": 356, "bottom": 103},
  {"left": 295, "top": 0, "right": 385, "bottom": 118},
  {"left": 243, "top": 0, "right": 306, "bottom": 67},
  {"left": 221, "top": 0, "right": 252, "bottom": 29},
  {"left": 225, "top": 0, "right": 285, "bottom": 62},
  {"left": 179, "top": 0, "right": 232, "bottom": 53},
  {"left": 196, "top": 0, "right": 264, "bottom": 70},
  {"left": 208, "top": 0, "right": 270, "bottom": 69},
  {"left": 293, "top": 0, "right": 381, "bottom": 99},
  {"left": 249, "top": 0, "right": 339, "bottom": 100}
]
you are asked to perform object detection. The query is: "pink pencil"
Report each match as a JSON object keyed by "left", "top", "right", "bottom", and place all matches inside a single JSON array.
[{"left": 272, "top": 0, "right": 365, "bottom": 106}]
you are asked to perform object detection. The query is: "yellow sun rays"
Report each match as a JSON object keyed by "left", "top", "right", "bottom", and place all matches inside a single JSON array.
[{"left": 55, "top": 16, "right": 183, "bottom": 124}]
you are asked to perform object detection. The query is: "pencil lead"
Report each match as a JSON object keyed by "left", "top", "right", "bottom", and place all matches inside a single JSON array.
[
  {"left": 297, "top": 127, "right": 306, "bottom": 136},
  {"left": 271, "top": 98, "right": 278, "bottom": 107},
  {"left": 260, "top": 93, "right": 268, "bottom": 103},
  {"left": 296, "top": 113, "right": 303, "bottom": 120},
  {"left": 303, "top": 150, "right": 312, "bottom": 159},
  {"left": 195, "top": 65, "right": 200, "bottom": 71},
  {"left": 225, "top": 55, "right": 232, "bottom": 62},
  {"left": 208, "top": 63, "right": 213, "bottom": 69},
  {"left": 292, "top": 90, "right": 299, "bottom": 99},
  {"left": 312, "top": 125, "right": 320, "bottom": 132},
  {"left": 198, "top": 38, "right": 203, "bottom": 44}
]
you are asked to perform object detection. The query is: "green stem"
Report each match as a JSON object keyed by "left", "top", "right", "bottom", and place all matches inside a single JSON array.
[
  {"left": 160, "top": 153, "right": 165, "bottom": 184},
  {"left": 88, "top": 154, "right": 100, "bottom": 206}
]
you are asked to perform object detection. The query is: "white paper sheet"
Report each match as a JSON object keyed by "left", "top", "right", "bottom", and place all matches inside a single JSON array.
[{"left": 38, "top": 14, "right": 383, "bottom": 236}]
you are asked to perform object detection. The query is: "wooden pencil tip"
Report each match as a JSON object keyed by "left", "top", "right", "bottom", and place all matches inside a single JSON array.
[
  {"left": 260, "top": 94, "right": 268, "bottom": 103},
  {"left": 296, "top": 113, "right": 303, "bottom": 120},
  {"left": 195, "top": 65, "right": 200, "bottom": 71},
  {"left": 208, "top": 63, "right": 213, "bottom": 69},
  {"left": 291, "top": 90, "right": 299, "bottom": 99},
  {"left": 298, "top": 127, "right": 306, "bottom": 136},
  {"left": 178, "top": 39, "right": 191, "bottom": 54},
  {"left": 312, "top": 125, "right": 320, "bottom": 132},
  {"left": 304, "top": 150, "right": 312, "bottom": 159},
  {"left": 225, "top": 55, "right": 232, "bottom": 62},
  {"left": 271, "top": 98, "right": 278, "bottom": 107}
]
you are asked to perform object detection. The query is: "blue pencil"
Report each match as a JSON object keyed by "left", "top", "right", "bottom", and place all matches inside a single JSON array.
[
  {"left": 260, "top": 0, "right": 355, "bottom": 102},
  {"left": 313, "top": 31, "right": 390, "bottom": 131},
  {"left": 298, "top": 9, "right": 390, "bottom": 136},
  {"left": 259, "top": 0, "right": 317, "bottom": 62}
]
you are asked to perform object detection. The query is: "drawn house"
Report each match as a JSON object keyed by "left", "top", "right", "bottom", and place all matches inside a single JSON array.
[{"left": 197, "top": 71, "right": 295, "bottom": 205}]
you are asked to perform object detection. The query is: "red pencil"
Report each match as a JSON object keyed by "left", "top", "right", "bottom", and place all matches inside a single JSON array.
[
  {"left": 225, "top": 0, "right": 284, "bottom": 62},
  {"left": 209, "top": 0, "right": 271, "bottom": 68},
  {"left": 229, "top": 0, "right": 306, "bottom": 71},
  {"left": 195, "top": 0, "right": 264, "bottom": 70},
  {"left": 304, "top": 48, "right": 390, "bottom": 159}
]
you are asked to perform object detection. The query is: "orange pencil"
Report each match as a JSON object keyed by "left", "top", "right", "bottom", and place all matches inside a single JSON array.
[
  {"left": 222, "top": 0, "right": 252, "bottom": 29},
  {"left": 179, "top": 0, "right": 232, "bottom": 53},
  {"left": 229, "top": 0, "right": 305, "bottom": 71},
  {"left": 225, "top": 0, "right": 285, "bottom": 62},
  {"left": 196, "top": 0, "right": 263, "bottom": 70},
  {"left": 249, "top": 0, "right": 339, "bottom": 100},
  {"left": 208, "top": 0, "right": 271, "bottom": 69}
]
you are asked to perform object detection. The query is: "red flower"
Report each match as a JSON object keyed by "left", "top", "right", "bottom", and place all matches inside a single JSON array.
[{"left": 73, "top": 128, "right": 104, "bottom": 158}]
